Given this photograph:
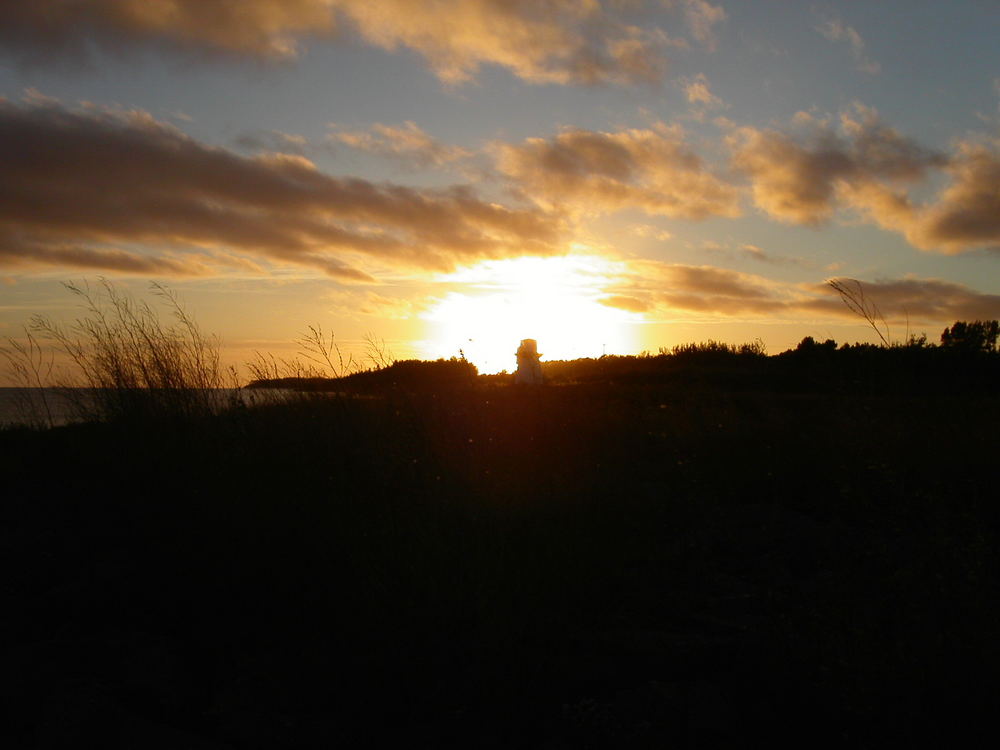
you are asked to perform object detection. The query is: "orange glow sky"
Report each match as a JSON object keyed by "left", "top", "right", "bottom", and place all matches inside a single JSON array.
[{"left": 2, "top": 2, "right": 1000, "bottom": 376}]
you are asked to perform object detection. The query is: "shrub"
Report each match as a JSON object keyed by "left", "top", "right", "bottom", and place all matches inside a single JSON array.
[{"left": 663, "top": 338, "right": 767, "bottom": 363}]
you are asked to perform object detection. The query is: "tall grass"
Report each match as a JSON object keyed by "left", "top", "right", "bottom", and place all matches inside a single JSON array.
[
  {"left": 27, "top": 280, "right": 234, "bottom": 424},
  {"left": 1, "top": 326, "right": 57, "bottom": 427},
  {"left": 245, "top": 327, "right": 396, "bottom": 384}
]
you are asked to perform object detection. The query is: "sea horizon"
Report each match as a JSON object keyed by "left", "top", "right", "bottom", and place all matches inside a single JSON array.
[{"left": 0, "top": 386, "right": 272, "bottom": 428}]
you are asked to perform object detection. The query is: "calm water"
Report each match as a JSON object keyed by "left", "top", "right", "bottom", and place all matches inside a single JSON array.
[
  {"left": 0, "top": 387, "right": 295, "bottom": 428},
  {"left": 0, "top": 388, "right": 80, "bottom": 427}
]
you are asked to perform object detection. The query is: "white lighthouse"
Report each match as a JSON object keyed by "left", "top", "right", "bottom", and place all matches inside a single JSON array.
[{"left": 514, "top": 339, "right": 543, "bottom": 384}]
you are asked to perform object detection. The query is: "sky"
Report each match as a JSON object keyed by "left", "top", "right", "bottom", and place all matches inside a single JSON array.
[{"left": 1, "top": 0, "right": 999, "bottom": 375}]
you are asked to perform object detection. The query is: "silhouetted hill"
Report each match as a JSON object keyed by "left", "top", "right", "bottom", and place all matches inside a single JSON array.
[
  {"left": 245, "top": 356, "right": 478, "bottom": 392},
  {"left": 250, "top": 340, "right": 1000, "bottom": 395},
  {"left": 4, "top": 343, "right": 1000, "bottom": 747}
]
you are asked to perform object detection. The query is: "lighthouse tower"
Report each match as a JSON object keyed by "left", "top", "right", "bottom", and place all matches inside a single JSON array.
[{"left": 514, "top": 339, "right": 543, "bottom": 384}]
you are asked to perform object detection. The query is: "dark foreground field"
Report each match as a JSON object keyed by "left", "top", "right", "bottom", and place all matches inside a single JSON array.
[{"left": 3, "top": 358, "right": 999, "bottom": 747}]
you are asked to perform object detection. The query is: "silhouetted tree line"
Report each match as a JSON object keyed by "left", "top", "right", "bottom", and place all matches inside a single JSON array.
[
  {"left": 244, "top": 321, "right": 999, "bottom": 394},
  {"left": 525, "top": 321, "right": 1000, "bottom": 389},
  {"left": 246, "top": 356, "right": 478, "bottom": 392}
]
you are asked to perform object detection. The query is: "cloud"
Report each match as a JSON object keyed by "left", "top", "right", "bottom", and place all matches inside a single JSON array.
[
  {"left": 328, "top": 121, "right": 470, "bottom": 169},
  {"left": 630, "top": 224, "right": 673, "bottom": 242},
  {"left": 235, "top": 130, "right": 309, "bottom": 154},
  {"left": 325, "top": 288, "right": 425, "bottom": 319},
  {"left": 898, "top": 141, "right": 1000, "bottom": 253},
  {"left": 680, "top": 73, "right": 723, "bottom": 108},
  {"left": 701, "top": 241, "right": 805, "bottom": 266},
  {"left": 729, "top": 105, "right": 1000, "bottom": 253},
  {"left": 816, "top": 16, "right": 880, "bottom": 74},
  {"left": 0, "top": 234, "right": 212, "bottom": 277},
  {"left": 739, "top": 243, "right": 811, "bottom": 267},
  {"left": 0, "top": 97, "right": 563, "bottom": 279},
  {"left": 0, "top": 1, "right": 671, "bottom": 86},
  {"left": 809, "top": 277, "right": 1000, "bottom": 324},
  {"left": 334, "top": 0, "right": 669, "bottom": 86},
  {"left": 600, "top": 261, "right": 791, "bottom": 317},
  {"left": 598, "top": 259, "right": 1000, "bottom": 327},
  {"left": 730, "top": 104, "right": 944, "bottom": 225},
  {"left": 737, "top": 244, "right": 770, "bottom": 262},
  {"left": 598, "top": 294, "right": 652, "bottom": 313},
  {"left": 496, "top": 124, "right": 742, "bottom": 220},
  {"left": 730, "top": 126, "right": 852, "bottom": 225},
  {"left": 679, "top": 0, "right": 727, "bottom": 51},
  {"left": 657, "top": 264, "right": 781, "bottom": 311},
  {"left": 0, "top": 0, "right": 340, "bottom": 63}
]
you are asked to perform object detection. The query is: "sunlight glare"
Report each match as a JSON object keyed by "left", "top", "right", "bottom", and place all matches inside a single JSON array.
[{"left": 419, "top": 255, "right": 642, "bottom": 373}]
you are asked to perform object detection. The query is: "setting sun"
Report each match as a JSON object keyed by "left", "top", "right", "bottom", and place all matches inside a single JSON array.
[{"left": 418, "top": 255, "right": 643, "bottom": 373}]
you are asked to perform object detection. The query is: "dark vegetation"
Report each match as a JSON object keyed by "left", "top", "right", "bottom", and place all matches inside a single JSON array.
[
  {"left": 246, "top": 356, "right": 479, "bottom": 394},
  {"left": 3, "top": 292, "right": 1000, "bottom": 747}
]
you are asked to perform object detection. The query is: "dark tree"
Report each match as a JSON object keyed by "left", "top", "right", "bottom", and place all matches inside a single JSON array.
[
  {"left": 794, "top": 336, "right": 837, "bottom": 354},
  {"left": 940, "top": 320, "right": 999, "bottom": 353}
]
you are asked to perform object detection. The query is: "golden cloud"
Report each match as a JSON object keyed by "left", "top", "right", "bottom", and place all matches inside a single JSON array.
[
  {"left": 598, "top": 294, "right": 652, "bottom": 313},
  {"left": 681, "top": 73, "right": 723, "bottom": 108},
  {"left": 328, "top": 121, "right": 471, "bottom": 169},
  {"left": 730, "top": 105, "right": 946, "bottom": 226},
  {"left": 497, "top": 124, "right": 742, "bottom": 219},
  {"left": 0, "top": 1, "right": 671, "bottom": 86},
  {"left": 597, "top": 259, "right": 1000, "bottom": 326},
  {"left": 0, "top": 97, "right": 563, "bottom": 279},
  {"left": 334, "top": 0, "right": 669, "bottom": 86},
  {"left": 731, "top": 106, "right": 1000, "bottom": 254}
]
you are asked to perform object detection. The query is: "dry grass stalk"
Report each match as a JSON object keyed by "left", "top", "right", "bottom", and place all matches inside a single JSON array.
[{"left": 827, "top": 278, "right": 890, "bottom": 347}]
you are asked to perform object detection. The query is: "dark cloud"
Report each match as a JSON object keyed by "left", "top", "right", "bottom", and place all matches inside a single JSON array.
[
  {"left": 839, "top": 141, "right": 1000, "bottom": 255},
  {"left": 906, "top": 143, "right": 1000, "bottom": 253},
  {"left": 600, "top": 261, "right": 790, "bottom": 317},
  {"left": 0, "top": 0, "right": 339, "bottom": 65},
  {"left": 0, "top": 233, "right": 210, "bottom": 277},
  {"left": 598, "top": 260, "right": 1000, "bottom": 328},
  {"left": 0, "top": 98, "right": 563, "bottom": 279},
  {"left": 811, "top": 276, "right": 1000, "bottom": 323}
]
